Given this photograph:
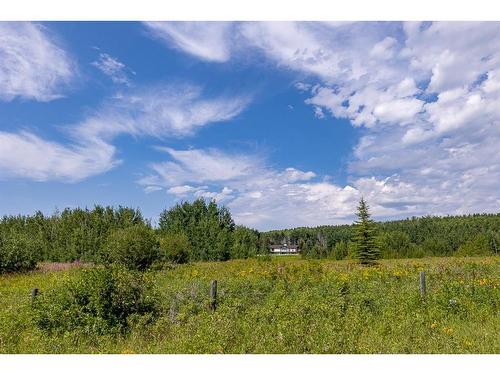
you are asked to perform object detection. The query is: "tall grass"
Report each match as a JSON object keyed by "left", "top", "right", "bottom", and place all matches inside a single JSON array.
[{"left": 0, "top": 256, "right": 498, "bottom": 353}]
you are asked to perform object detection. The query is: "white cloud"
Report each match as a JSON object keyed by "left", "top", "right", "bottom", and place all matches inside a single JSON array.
[
  {"left": 76, "top": 84, "right": 250, "bottom": 141},
  {"left": 141, "top": 22, "right": 500, "bottom": 228},
  {"left": 140, "top": 147, "right": 259, "bottom": 188},
  {"left": 91, "top": 52, "right": 131, "bottom": 85},
  {"left": 0, "top": 131, "right": 116, "bottom": 182},
  {"left": 263, "top": 22, "right": 500, "bottom": 222},
  {"left": 281, "top": 167, "right": 316, "bottom": 182},
  {"left": 3, "top": 22, "right": 498, "bottom": 227},
  {"left": 294, "top": 82, "right": 312, "bottom": 92},
  {"left": 313, "top": 106, "right": 325, "bottom": 119},
  {"left": 144, "top": 22, "right": 234, "bottom": 62},
  {"left": 140, "top": 143, "right": 500, "bottom": 230},
  {"left": 370, "top": 37, "right": 397, "bottom": 60},
  {"left": 403, "top": 22, "right": 500, "bottom": 93},
  {"left": 372, "top": 97, "right": 423, "bottom": 124},
  {"left": 140, "top": 146, "right": 440, "bottom": 229},
  {"left": 2, "top": 83, "right": 251, "bottom": 183},
  {"left": 0, "top": 22, "right": 75, "bottom": 102},
  {"left": 139, "top": 147, "right": 360, "bottom": 229},
  {"left": 248, "top": 191, "right": 263, "bottom": 199},
  {"left": 194, "top": 186, "right": 234, "bottom": 202},
  {"left": 240, "top": 22, "right": 340, "bottom": 79},
  {"left": 144, "top": 185, "right": 163, "bottom": 193},
  {"left": 167, "top": 185, "right": 197, "bottom": 195},
  {"left": 482, "top": 69, "right": 500, "bottom": 94}
]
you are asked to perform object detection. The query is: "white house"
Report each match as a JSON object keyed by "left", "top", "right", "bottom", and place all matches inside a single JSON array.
[{"left": 269, "top": 243, "right": 300, "bottom": 255}]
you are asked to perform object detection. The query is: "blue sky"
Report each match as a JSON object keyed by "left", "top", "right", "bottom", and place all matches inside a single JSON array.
[{"left": 1, "top": 22, "right": 499, "bottom": 230}]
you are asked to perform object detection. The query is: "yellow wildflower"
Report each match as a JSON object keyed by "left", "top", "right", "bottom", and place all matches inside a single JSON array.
[
  {"left": 479, "top": 278, "right": 488, "bottom": 286},
  {"left": 442, "top": 327, "right": 453, "bottom": 335}
]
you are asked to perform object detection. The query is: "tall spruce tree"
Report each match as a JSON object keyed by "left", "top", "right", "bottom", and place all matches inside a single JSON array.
[{"left": 353, "top": 197, "right": 379, "bottom": 265}]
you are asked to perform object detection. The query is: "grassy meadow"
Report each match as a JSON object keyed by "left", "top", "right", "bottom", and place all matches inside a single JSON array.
[{"left": 0, "top": 256, "right": 498, "bottom": 354}]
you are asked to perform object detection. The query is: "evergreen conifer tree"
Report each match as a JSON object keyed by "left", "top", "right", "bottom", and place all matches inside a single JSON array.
[{"left": 353, "top": 198, "right": 379, "bottom": 265}]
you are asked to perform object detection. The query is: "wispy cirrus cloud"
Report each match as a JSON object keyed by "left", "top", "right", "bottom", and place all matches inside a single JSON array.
[
  {"left": 0, "top": 22, "right": 76, "bottom": 102},
  {"left": 0, "top": 131, "right": 116, "bottom": 182},
  {"left": 74, "top": 84, "right": 251, "bottom": 140},
  {"left": 144, "top": 22, "right": 235, "bottom": 62},
  {"left": 141, "top": 147, "right": 260, "bottom": 187},
  {"left": 91, "top": 52, "right": 133, "bottom": 85},
  {"left": 0, "top": 84, "right": 251, "bottom": 182}
]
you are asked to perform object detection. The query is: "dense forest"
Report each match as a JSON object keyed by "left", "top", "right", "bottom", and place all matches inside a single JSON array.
[
  {"left": 263, "top": 213, "right": 500, "bottom": 259},
  {"left": 0, "top": 200, "right": 263, "bottom": 273},
  {"left": 0, "top": 198, "right": 499, "bottom": 273}
]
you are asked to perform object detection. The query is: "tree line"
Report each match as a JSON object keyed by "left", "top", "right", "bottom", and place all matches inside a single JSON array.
[
  {"left": 263, "top": 209, "right": 500, "bottom": 260},
  {"left": 0, "top": 200, "right": 265, "bottom": 273},
  {"left": 1, "top": 198, "right": 499, "bottom": 273}
]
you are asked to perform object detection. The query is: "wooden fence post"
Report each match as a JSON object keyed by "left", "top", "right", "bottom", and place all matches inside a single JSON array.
[
  {"left": 31, "top": 288, "right": 39, "bottom": 304},
  {"left": 210, "top": 280, "right": 217, "bottom": 311},
  {"left": 419, "top": 272, "right": 426, "bottom": 298}
]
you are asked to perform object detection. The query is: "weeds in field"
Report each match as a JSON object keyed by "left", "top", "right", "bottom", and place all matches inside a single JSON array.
[{"left": 0, "top": 256, "right": 498, "bottom": 353}]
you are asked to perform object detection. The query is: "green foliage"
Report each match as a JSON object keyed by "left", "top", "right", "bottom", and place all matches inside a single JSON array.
[
  {"left": 0, "top": 201, "right": 499, "bottom": 272},
  {"left": 421, "top": 237, "right": 452, "bottom": 256},
  {"left": 159, "top": 232, "right": 191, "bottom": 264},
  {"left": 158, "top": 198, "right": 237, "bottom": 262},
  {"left": 456, "top": 234, "right": 494, "bottom": 257},
  {"left": 346, "top": 241, "right": 358, "bottom": 259},
  {"left": 0, "top": 232, "right": 37, "bottom": 273},
  {"left": 377, "top": 231, "right": 411, "bottom": 259},
  {"left": 331, "top": 240, "right": 349, "bottom": 260},
  {"left": 104, "top": 225, "right": 159, "bottom": 271},
  {"left": 0, "top": 201, "right": 263, "bottom": 272},
  {"left": 262, "top": 213, "right": 500, "bottom": 260},
  {"left": 353, "top": 198, "right": 379, "bottom": 265},
  {"left": 1, "top": 257, "right": 498, "bottom": 353},
  {"left": 32, "top": 266, "right": 159, "bottom": 335},
  {"left": 0, "top": 206, "right": 146, "bottom": 267},
  {"left": 230, "top": 226, "right": 259, "bottom": 259}
]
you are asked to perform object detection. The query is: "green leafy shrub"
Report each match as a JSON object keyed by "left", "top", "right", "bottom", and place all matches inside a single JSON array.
[
  {"left": 230, "top": 225, "right": 259, "bottom": 259},
  {"left": 0, "top": 232, "right": 37, "bottom": 274},
  {"left": 32, "top": 266, "right": 160, "bottom": 335},
  {"left": 407, "top": 244, "right": 425, "bottom": 258},
  {"left": 331, "top": 241, "right": 349, "bottom": 260},
  {"left": 158, "top": 198, "right": 236, "bottom": 262},
  {"left": 346, "top": 241, "right": 358, "bottom": 259},
  {"left": 378, "top": 231, "right": 412, "bottom": 259},
  {"left": 422, "top": 237, "right": 452, "bottom": 256},
  {"left": 257, "top": 254, "right": 272, "bottom": 262},
  {"left": 455, "top": 234, "right": 493, "bottom": 257},
  {"left": 302, "top": 244, "right": 327, "bottom": 259},
  {"left": 159, "top": 232, "right": 190, "bottom": 264},
  {"left": 104, "top": 225, "right": 158, "bottom": 270}
]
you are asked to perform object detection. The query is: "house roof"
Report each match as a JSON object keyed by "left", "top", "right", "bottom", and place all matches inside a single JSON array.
[{"left": 269, "top": 244, "right": 299, "bottom": 249}]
